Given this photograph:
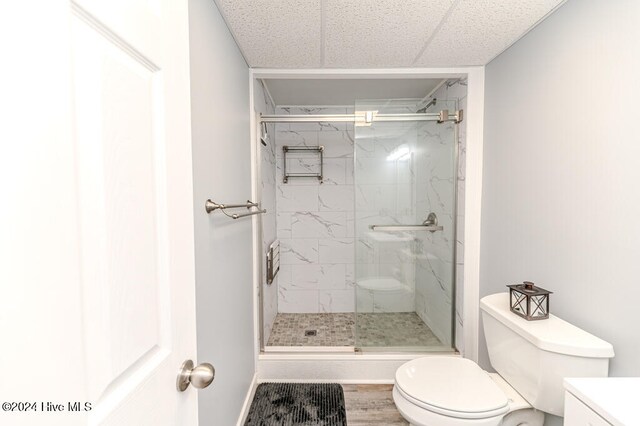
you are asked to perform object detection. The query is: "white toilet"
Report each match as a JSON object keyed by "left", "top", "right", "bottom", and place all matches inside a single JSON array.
[{"left": 393, "top": 293, "right": 614, "bottom": 426}]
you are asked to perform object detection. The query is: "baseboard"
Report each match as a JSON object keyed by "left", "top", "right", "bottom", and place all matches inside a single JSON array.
[{"left": 235, "top": 372, "right": 258, "bottom": 426}]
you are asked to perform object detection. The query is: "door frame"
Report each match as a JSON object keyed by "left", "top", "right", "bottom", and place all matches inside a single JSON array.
[{"left": 249, "top": 67, "right": 485, "bottom": 363}]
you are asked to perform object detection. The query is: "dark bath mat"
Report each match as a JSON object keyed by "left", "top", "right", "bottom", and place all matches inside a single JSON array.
[{"left": 245, "top": 383, "right": 347, "bottom": 426}]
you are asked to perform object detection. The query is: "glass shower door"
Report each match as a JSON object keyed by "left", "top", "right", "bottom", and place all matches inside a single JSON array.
[{"left": 354, "top": 99, "right": 458, "bottom": 352}]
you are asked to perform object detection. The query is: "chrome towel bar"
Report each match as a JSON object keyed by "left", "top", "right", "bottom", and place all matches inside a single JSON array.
[
  {"left": 228, "top": 209, "right": 266, "bottom": 220},
  {"left": 205, "top": 199, "right": 266, "bottom": 219}
]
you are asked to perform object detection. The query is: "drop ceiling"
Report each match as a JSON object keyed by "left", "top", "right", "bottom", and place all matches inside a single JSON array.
[{"left": 213, "top": 0, "right": 566, "bottom": 68}]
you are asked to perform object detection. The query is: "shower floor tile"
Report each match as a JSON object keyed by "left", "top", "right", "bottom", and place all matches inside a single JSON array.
[
  {"left": 358, "top": 312, "right": 442, "bottom": 347},
  {"left": 266, "top": 312, "right": 442, "bottom": 348},
  {"left": 267, "top": 313, "right": 355, "bottom": 346}
]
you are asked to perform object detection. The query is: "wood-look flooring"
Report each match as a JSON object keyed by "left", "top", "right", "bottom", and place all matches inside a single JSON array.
[{"left": 342, "top": 384, "right": 409, "bottom": 425}]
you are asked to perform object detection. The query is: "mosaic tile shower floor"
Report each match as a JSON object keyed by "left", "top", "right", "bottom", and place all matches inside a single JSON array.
[{"left": 266, "top": 312, "right": 442, "bottom": 348}]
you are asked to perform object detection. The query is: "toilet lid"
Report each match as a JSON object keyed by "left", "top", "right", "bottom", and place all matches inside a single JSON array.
[{"left": 395, "top": 357, "right": 510, "bottom": 419}]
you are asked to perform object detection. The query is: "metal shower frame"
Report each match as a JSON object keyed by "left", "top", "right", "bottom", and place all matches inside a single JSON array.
[
  {"left": 257, "top": 107, "right": 463, "bottom": 354},
  {"left": 259, "top": 109, "right": 463, "bottom": 124}
]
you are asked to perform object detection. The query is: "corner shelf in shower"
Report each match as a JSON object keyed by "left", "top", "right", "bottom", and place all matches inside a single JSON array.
[
  {"left": 356, "top": 277, "right": 409, "bottom": 292},
  {"left": 282, "top": 145, "right": 324, "bottom": 183}
]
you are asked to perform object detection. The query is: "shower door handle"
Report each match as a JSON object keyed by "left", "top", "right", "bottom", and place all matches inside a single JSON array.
[{"left": 369, "top": 213, "right": 443, "bottom": 233}]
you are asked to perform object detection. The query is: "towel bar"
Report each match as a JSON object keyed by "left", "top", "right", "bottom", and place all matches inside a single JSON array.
[{"left": 205, "top": 199, "right": 266, "bottom": 219}]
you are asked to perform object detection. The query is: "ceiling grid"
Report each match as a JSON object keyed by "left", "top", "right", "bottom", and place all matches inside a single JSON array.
[
  {"left": 214, "top": 0, "right": 566, "bottom": 68},
  {"left": 320, "top": 0, "right": 326, "bottom": 67},
  {"left": 411, "top": 0, "right": 461, "bottom": 66}
]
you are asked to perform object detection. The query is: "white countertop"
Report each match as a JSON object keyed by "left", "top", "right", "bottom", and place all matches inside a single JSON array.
[{"left": 564, "top": 378, "right": 640, "bottom": 426}]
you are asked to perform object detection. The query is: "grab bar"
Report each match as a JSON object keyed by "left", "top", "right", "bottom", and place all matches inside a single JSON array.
[
  {"left": 205, "top": 199, "right": 266, "bottom": 219},
  {"left": 369, "top": 213, "right": 443, "bottom": 233},
  {"left": 369, "top": 224, "right": 443, "bottom": 232}
]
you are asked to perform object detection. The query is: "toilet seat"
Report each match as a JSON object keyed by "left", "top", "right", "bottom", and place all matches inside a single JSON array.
[{"left": 394, "top": 357, "right": 510, "bottom": 420}]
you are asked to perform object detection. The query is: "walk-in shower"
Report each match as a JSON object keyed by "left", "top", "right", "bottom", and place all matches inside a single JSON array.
[{"left": 255, "top": 78, "right": 466, "bottom": 354}]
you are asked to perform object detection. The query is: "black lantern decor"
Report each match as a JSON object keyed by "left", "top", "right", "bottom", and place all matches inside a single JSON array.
[{"left": 507, "top": 281, "right": 552, "bottom": 321}]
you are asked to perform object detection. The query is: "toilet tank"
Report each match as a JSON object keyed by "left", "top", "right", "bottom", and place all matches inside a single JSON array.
[{"left": 480, "top": 293, "right": 614, "bottom": 417}]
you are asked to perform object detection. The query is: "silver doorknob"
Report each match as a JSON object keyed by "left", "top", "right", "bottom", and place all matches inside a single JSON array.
[{"left": 176, "top": 360, "right": 215, "bottom": 392}]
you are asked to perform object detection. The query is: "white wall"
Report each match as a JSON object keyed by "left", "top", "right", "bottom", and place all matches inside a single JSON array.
[
  {"left": 188, "top": 0, "right": 253, "bottom": 424},
  {"left": 481, "top": 0, "right": 640, "bottom": 424}
]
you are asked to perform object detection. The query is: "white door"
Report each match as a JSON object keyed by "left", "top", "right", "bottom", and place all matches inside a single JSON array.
[{"left": 0, "top": 1, "right": 201, "bottom": 425}]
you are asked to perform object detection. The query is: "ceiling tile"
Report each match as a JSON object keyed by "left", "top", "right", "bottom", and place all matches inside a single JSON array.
[
  {"left": 215, "top": 0, "right": 322, "bottom": 68},
  {"left": 414, "top": 0, "right": 565, "bottom": 66},
  {"left": 324, "top": 0, "right": 455, "bottom": 68}
]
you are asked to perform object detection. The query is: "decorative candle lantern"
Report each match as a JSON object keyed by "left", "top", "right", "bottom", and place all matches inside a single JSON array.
[{"left": 507, "top": 281, "right": 552, "bottom": 321}]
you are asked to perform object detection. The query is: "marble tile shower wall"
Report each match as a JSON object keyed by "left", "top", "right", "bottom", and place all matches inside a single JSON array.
[
  {"left": 450, "top": 80, "right": 467, "bottom": 353},
  {"left": 275, "top": 106, "right": 356, "bottom": 313},
  {"left": 413, "top": 80, "right": 467, "bottom": 351},
  {"left": 354, "top": 112, "right": 420, "bottom": 314},
  {"left": 445, "top": 79, "right": 467, "bottom": 353},
  {"left": 255, "top": 80, "right": 278, "bottom": 341},
  {"left": 414, "top": 114, "right": 455, "bottom": 345}
]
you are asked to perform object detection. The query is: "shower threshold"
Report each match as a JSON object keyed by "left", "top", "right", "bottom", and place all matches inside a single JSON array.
[{"left": 264, "top": 345, "right": 355, "bottom": 353}]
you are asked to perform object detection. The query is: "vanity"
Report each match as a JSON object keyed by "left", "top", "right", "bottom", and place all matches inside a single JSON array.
[{"left": 564, "top": 378, "right": 640, "bottom": 425}]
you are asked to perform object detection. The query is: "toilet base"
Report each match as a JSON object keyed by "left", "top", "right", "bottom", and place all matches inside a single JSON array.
[{"left": 500, "top": 409, "right": 544, "bottom": 426}]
